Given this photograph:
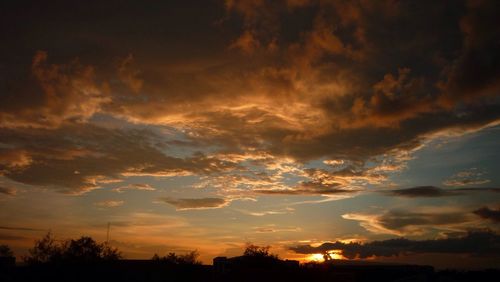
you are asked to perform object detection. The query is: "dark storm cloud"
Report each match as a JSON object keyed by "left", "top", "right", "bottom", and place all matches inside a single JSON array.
[
  {"left": 438, "top": 0, "right": 500, "bottom": 107},
  {"left": 0, "top": 51, "right": 110, "bottom": 129},
  {"left": 384, "top": 186, "right": 500, "bottom": 198},
  {"left": 290, "top": 230, "right": 500, "bottom": 259},
  {"left": 474, "top": 207, "right": 500, "bottom": 223},
  {"left": 0, "top": 0, "right": 499, "bottom": 194},
  {"left": 159, "top": 197, "right": 229, "bottom": 210}
]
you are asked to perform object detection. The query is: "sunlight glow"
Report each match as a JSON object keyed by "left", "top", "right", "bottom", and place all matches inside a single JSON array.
[{"left": 307, "top": 250, "right": 344, "bottom": 262}]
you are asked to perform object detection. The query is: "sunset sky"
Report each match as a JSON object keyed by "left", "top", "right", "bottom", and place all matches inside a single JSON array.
[{"left": 1, "top": 0, "right": 499, "bottom": 268}]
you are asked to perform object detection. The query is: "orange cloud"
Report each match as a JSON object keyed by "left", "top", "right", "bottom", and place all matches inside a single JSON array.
[
  {"left": 1, "top": 51, "right": 110, "bottom": 129},
  {"left": 118, "top": 54, "right": 143, "bottom": 93}
]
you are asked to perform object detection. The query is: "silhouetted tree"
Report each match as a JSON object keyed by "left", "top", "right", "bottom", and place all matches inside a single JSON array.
[
  {"left": 101, "top": 242, "right": 122, "bottom": 260},
  {"left": 152, "top": 250, "right": 201, "bottom": 265},
  {"left": 63, "top": 237, "right": 102, "bottom": 262},
  {"left": 23, "top": 232, "right": 63, "bottom": 264},
  {"left": 0, "top": 244, "right": 14, "bottom": 257},
  {"left": 243, "top": 244, "right": 278, "bottom": 259},
  {"left": 23, "top": 232, "right": 121, "bottom": 264},
  {"left": 62, "top": 236, "right": 121, "bottom": 262},
  {"left": 178, "top": 250, "right": 201, "bottom": 264},
  {"left": 165, "top": 252, "right": 178, "bottom": 263}
]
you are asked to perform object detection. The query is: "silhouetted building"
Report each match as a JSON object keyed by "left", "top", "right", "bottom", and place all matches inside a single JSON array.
[
  {"left": 5, "top": 257, "right": 498, "bottom": 282},
  {"left": 0, "top": 256, "right": 15, "bottom": 268},
  {"left": 213, "top": 255, "right": 299, "bottom": 274}
]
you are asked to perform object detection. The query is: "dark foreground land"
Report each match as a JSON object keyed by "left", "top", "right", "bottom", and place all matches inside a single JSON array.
[{"left": 1, "top": 260, "right": 498, "bottom": 282}]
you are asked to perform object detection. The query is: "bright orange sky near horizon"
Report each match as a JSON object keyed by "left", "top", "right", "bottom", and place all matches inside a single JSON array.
[{"left": 1, "top": 0, "right": 499, "bottom": 269}]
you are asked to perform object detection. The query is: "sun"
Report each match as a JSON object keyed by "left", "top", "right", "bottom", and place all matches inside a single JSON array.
[
  {"left": 307, "top": 253, "right": 325, "bottom": 262},
  {"left": 306, "top": 251, "right": 344, "bottom": 262}
]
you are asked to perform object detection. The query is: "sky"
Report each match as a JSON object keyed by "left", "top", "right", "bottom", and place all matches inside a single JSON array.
[{"left": 0, "top": 0, "right": 499, "bottom": 269}]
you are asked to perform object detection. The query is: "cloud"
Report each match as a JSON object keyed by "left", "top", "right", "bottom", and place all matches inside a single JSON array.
[
  {"left": 251, "top": 160, "right": 393, "bottom": 196},
  {"left": 0, "top": 149, "right": 32, "bottom": 169},
  {"left": 159, "top": 197, "right": 230, "bottom": 210},
  {"left": 0, "top": 51, "right": 110, "bottom": 129},
  {"left": 117, "top": 54, "right": 143, "bottom": 93},
  {"left": 0, "top": 125, "right": 239, "bottom": 194},
  {"left": 33, "top": 1, "right": 496, "bottom": 169},
  {"left": 443, "top": 168, "right": 490, "bottom": 187},
  {"left": 113, "top": 183, "right": 156, "bottom": 193},
  {"left": 437, "top": 0, "right": 500, "bottom": 108},
  {"left": 95, "top": 200, "right": 124, "bottom": 208},
  {"left": 0, "top": 186, "right": 16, "bottom": 196},
  {"left": 384, "top": 186, "right": 455, "bottom": 198},
  {"left": 0, "top": 225, "right": 44, "bottom": 232},
  {"left": 474, "top": 207, "right": 500, "bottom": 223},
  {"left": 342, "top": 209, "right": 478, "bottom": 236},
  {"left": 107, "top": 212, "right": 188, "bottom": 230},
  {"left": 290, "top": 230, "right": 500, "bottom": 259},
  {"left": 253, "top": 225, "right": 301, "bottom": 233},
  {"left": 0, "top": 1, "right": 499, "bottom": 201},
  {"left": 237, "top": 207, "right": 294, "bottom": 217},
  {"left": 253, "top": 186, "right": 357, "bottom": 196},
  {"left": 0, "top": 233, "right": 29, "bottom": 241},
  {"left": 384, "top": 186, "right": 500, "bottom": 198},
  {"left": 229, "top": 30, "right": 261, "bottom": 54}
]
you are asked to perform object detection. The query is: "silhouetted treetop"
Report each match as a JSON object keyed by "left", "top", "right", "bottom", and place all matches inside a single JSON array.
[
  {"left": 23, "top": 232, "right": 62, "bottom": 264},
  {"left": 152, "top": 250, "right": 201, "bottom": 265},
  {"left": 63, "top": 236, "right": 121, "bottom": 262},
  {"left": 243, "top": 244, "right": 278, "bottom": 259}
]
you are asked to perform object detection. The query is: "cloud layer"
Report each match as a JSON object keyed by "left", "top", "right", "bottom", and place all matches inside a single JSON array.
[
  {"left": 342, "top": 208, "right": 491, "bottom": 236},
  {"left": 0, "top": 0, "right": 499, "bottom": 198},
  {"left": 290, "top": 230, "right": 500, "bottom": 259}
]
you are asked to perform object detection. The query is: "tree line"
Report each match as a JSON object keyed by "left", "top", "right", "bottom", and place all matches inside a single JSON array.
[{"left": 0, "top": 232, "right": 278, "bottom": 265}]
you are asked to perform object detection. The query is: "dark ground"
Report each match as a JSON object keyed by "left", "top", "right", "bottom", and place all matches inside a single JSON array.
[{"left": 1, "top": 260, "right": 499, "bottom": 282}]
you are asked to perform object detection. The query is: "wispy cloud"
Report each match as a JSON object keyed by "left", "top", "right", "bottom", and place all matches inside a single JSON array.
[
  {"left": 95, "top": 200, "right": 124, "bottom": 208},
  {"left": 113, "top": 183, "right": 156, "bottom": 193},
  {"left": 253, "top": 225, "right": 301, "bottom": 233},
  {"left": 236, "top": 207, "right": 295, "bottom": 217},
  {"left": 443, "top": 168, "right": 490, "bottom": 187},
  {"left": 0, "top": 225, "right": 45, "bottom": 231},
  {"left": 159, "top": 197, "right": 229, "bottom": 210}
]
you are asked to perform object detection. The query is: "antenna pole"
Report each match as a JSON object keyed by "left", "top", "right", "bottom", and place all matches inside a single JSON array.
[{"left": 106, "top": 222, "right": 110, "bottom": 243}]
